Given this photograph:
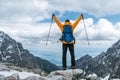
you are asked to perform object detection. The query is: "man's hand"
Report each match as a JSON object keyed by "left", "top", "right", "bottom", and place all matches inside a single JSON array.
[
  {"left": 81, "top": 13, "right": 84, "bottom": 19},
  {"left": 52, "top": 13, "right": 55, "bottom": 17},
  {"left": 52, "top": 13, "right": 55, "bottom": 20}
]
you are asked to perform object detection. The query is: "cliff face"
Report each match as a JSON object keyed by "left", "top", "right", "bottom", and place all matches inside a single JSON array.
[
  {"left": 76, "top": 54, "right": 93, "bottom": 70},
  {"left": 0, "top": 31, "right": 59, "bottom": 73},
  {"left": 76, "top": 39, "right": 120, "bottom": 79}
]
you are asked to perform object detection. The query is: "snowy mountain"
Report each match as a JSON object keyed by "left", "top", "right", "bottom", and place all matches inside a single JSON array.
[
  {"left": 76, "top": 54, "right": 93, "bottom": 70},
  {"left": 76, "top": 39, "right": 120, "bottom": 79},
  {"left": 0, "top": 31, "right": 59, "bottom": 73}
]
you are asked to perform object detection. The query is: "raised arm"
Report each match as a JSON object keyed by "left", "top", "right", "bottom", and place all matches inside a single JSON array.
[
  {"left": 52, "top": 14, "right": 63, "bottom": 32},
  {"left": 72, "top": 14, "right": 83, "bottom": 31}
]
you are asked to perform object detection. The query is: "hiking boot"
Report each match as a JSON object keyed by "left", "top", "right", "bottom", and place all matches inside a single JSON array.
[
  {"left": 63, "top": 67, "right": 66, "bottom": 70},
  {"left": 71, "top": 66, "right": 76, "bottom": 69}
]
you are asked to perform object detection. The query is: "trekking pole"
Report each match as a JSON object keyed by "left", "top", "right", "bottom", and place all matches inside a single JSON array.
[
  {"left": 82, "top": 14, "right": 90, "bottom": 45},
  {"left": 46, "top": 16, "right": 53, "bottom": 46}
]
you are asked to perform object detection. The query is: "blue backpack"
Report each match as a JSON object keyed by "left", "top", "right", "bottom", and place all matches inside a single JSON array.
[{"left": 59, "top": 25, "right": 75, "bottom": 43}]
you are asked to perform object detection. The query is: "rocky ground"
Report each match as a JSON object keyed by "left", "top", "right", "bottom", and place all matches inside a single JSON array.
[{"left": 0, "top": 62, "right": 114, "bottom": 80}]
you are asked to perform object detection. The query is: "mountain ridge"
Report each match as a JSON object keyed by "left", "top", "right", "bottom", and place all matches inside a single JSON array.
[
  {"left": 76, "top": 39, "right": 120, "bottom": 79},
  {"left": 0, "top": 31, "right": 59, "bottom": 73}
]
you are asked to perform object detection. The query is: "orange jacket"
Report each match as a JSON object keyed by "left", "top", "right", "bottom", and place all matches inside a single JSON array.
[{"left": 53, "top": 15, "right": 83, "bottom": 44}]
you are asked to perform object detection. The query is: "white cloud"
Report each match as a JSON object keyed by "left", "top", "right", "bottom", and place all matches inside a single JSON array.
[
  {"left": 0, "top": 0, "right": 120, "bottom": 24},
  {"left": 46, "top": 0, "right": 120, "bottom": 17},
  {"left": 0, "top": 17, "right": 120, "bottom": 58},
  {"left": 0, "top": 18, "right": 120, "bottom": 44},
  {"left": 0, "top": 0, "right": 51, "bottom": 23},
  {"left": 75, "top": 18, "right": 120, "bottom": 41},
  {"left": 0, "top": 0, "right": 120, "bottom": 52}
]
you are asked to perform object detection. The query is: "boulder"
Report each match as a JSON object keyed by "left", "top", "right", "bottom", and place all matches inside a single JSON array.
[
  {"left": 48, "top": 69, "right": 83, "bottom": 80},
  {"left": 0, "top": 75, "right": 5, "bottom": 80},
  {"left": 25, "top": 76, "right": 48, "bottom": 80},
  {"left": 5, "top": 73, "right": 19, "bottom": 80},
  {"left": 50, "top": 75, "right": 67, "bottom": 80}
]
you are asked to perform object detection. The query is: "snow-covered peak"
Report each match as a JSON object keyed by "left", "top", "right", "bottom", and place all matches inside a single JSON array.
[
  {"left": 0, "top": 31, "right": 59, "bottom": 73},
  {"left": 0, "top": 31, "right": 6, "bottom": 43},
  {"left": 76, "top": 39, "right": 120, "bottom": 79},
  {"left": 0, "top": 31, "right": 6, "bottom": 36},
  {"left": 110, "top": 39, "right": 120, "bottom": 49},
  {"left": 0, "top": 31, "right": 12, "bottom": 44},
  {"left": 0, "top": 31, "right": 8, "bottom": 39}
]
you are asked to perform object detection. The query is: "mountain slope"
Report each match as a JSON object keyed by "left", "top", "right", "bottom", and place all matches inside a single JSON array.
[
  {"left": 76, "top": 39, "right": 120, "bottom": 79},
  {"left": 76, "top": 54, "right": 93, "bottom": 70},
  {"left": 0, "top": 31, "right": 59, "bottom": 73}
]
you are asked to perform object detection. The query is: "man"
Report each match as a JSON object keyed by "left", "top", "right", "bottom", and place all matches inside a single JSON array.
[{"left": 52, "top": 13, "right": 83, "bottom": 70}]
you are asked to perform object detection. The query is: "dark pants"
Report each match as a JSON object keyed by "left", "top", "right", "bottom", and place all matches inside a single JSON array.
[{"left": 62, "top": 43, "right": 75, "bottom": 68}]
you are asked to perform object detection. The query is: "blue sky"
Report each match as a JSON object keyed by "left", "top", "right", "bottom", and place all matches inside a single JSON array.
[
  {"left": 40, "top": 11, "right": 99, "bottom": 23},
  {"left": 104, "top": 14, "right": 120, "bottom": 24},
  {"left": 40, "top": 11, "right": 120, "bottom": 24},
  {"left": 0, "top": 0, "right": 120, "bottom": 62}
]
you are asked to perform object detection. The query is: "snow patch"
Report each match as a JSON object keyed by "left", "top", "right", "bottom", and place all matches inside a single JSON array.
[
  {"left": 50, "top": 75, "right": 66, "bottom": 80},
  {"left": 87, "top": 73, "right": 97, "bottom": 80},
  {"left": 7, "top": 45, "right": 13, "bottom": 49},
  {"left": 7, "top": 50, "right": 14, "bottom": 54},
  {"left": 6, "top": 56, "right": 11, "bottom": 59},
  {"left": 0, "top": 70, "right": 40, "bottom": 79},
  {"left": 100, "top": 74, "right": 110, "bottom": 80},
  {"left": 1, "top": 56, "right": 11, "bottom": 61},
  {"left": 16, "top": 44, "right": 22, "bottom": 60}
]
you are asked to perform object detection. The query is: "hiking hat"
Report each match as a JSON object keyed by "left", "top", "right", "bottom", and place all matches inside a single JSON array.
[{"left": 65, "top": 19, "right": 70, "bottom": 22}]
